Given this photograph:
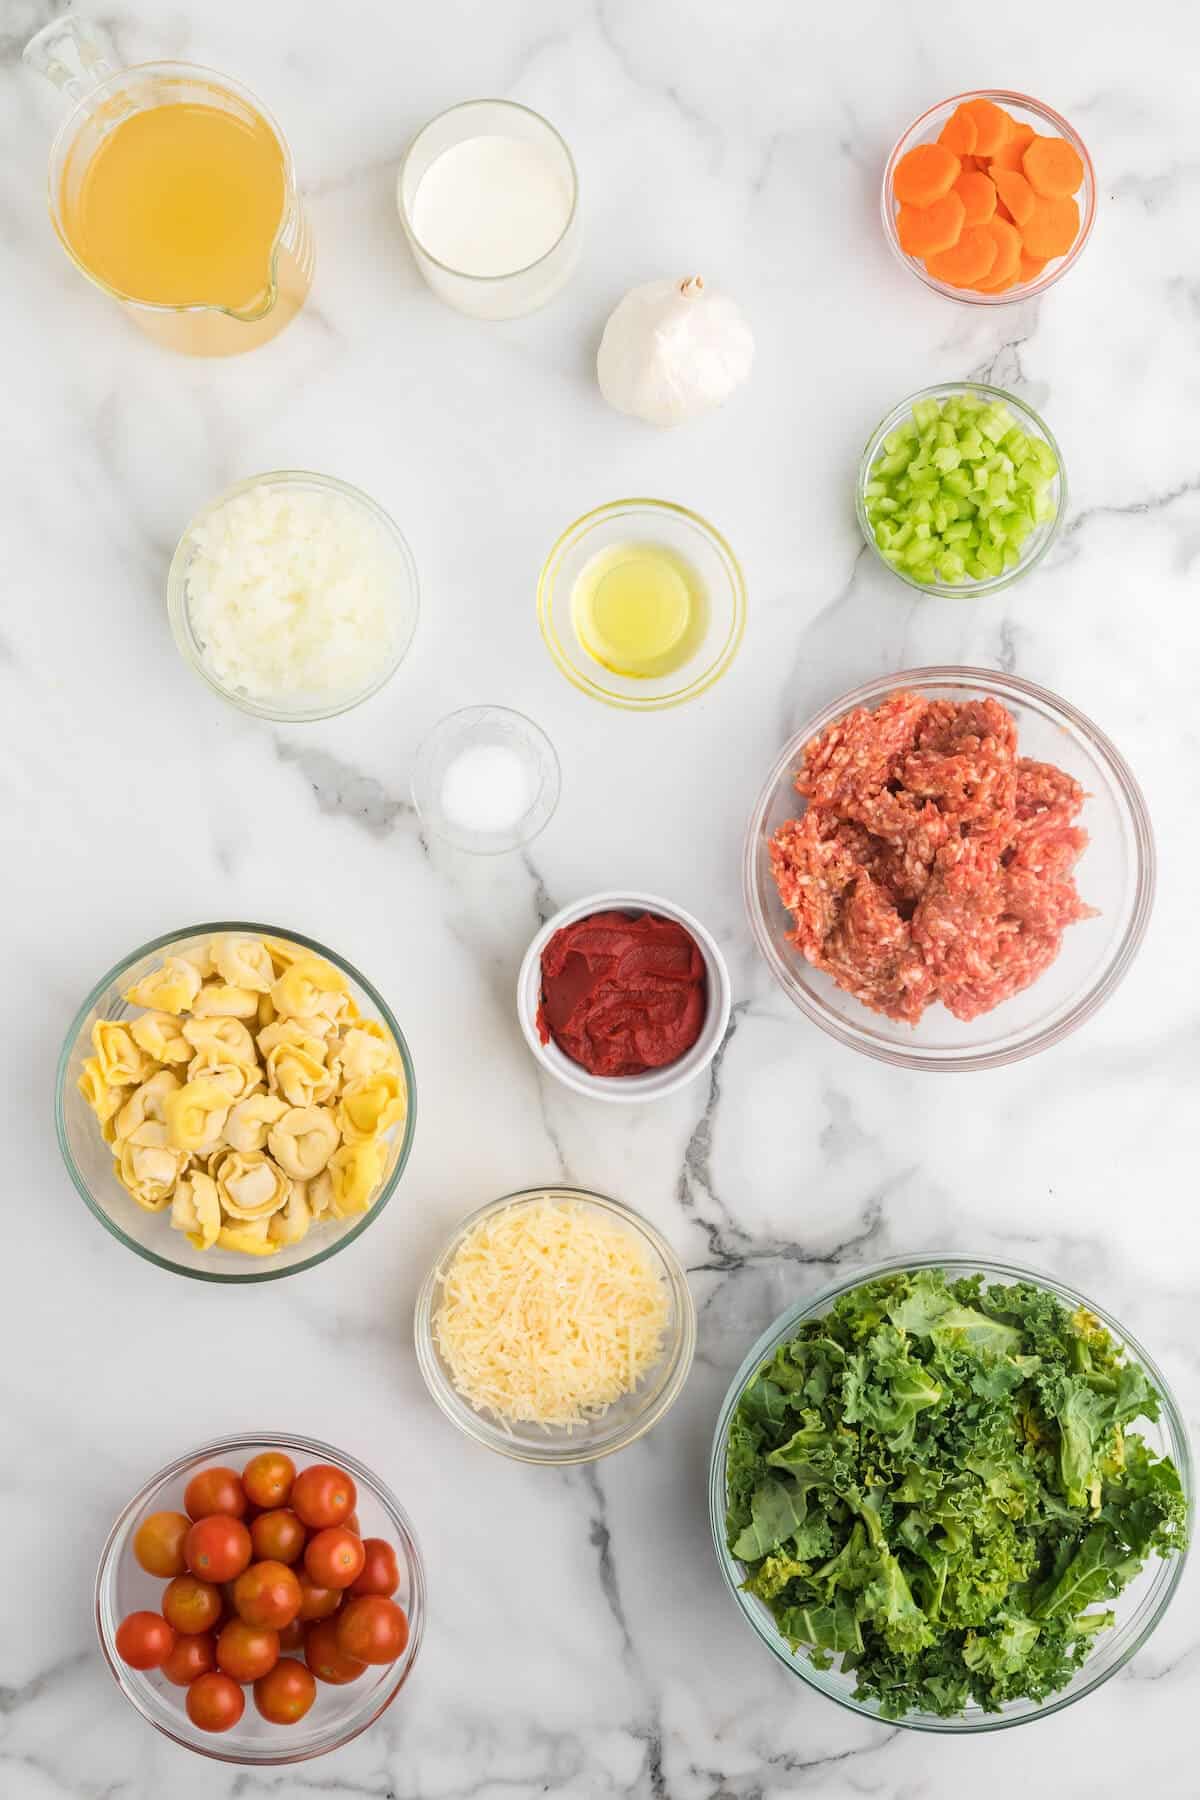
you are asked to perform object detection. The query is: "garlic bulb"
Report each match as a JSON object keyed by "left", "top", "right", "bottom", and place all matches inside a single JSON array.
[{"left": 596, "top": 275, "right": 754, "bottom": 428}]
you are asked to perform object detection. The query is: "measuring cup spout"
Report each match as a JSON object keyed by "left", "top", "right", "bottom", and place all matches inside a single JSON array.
[{"left": 23, "top": 16, "right": 120, "bottom": 107}]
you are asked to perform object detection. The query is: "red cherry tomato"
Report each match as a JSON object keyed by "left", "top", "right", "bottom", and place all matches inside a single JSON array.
[
  {"left": 161, "top": 1631, "right": 217, "bottom": 1686},
  {"left": 304, "top": 1616, "right": 366, "bottom": 1685},
  {"left": 242, "top": 1451, "right": 296, "bottom": 1511},
  {"left": 115, "top": 1610, "right": 175, "bottom": 1670},
  {"left": 254, "top": 1656, "right": 317, "bottom": 1725},
  {"left": 336, "top": 1595, "right": 409, "bottom": 1665},
  {"left": 296, "top": 1571, "right": 342, "bottom": 1622},
  {"left": 184, "top": 1466, "right": 247, "bottom": 1521},
  {"left": 349, "top": 1537, "right": 400, "bottom": 1598},
  {"left": 133, "top": 1510, "right": 191, "bottom": 1579},
  {"left": 186, "top": 1670, "right": 245, "bottom": 1733},
  {"left": 304, "top": 1527, "right": 366, "bottom": 1590},
  {"left": 163, "top": 1575, "right": 223, "bottom": 1635},
  {"left": 291, "top": 1464, "right": 357, "bottom": 1530},
  {"left": 185, "top": 1515, "right": 253, "bottom": 1583},
  {"left": 216, "top": 1619, "right": 280, "bottom": 1683},
  {"left": 345, "top": 1511, "right": 361, "bottom": 1535},
  {"left": 233, "top": 1559, "right": 303, "bottom": 1629},
  {"left": 277, "top": 1618, "right": 306, "bottom": 1653},
  {"left": 250, "top": 1509, "right": 307, "bottom": 1565}
]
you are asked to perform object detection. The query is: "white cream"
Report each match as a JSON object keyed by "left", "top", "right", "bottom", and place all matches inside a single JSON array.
[{"left": 410, "top": 133, "right": 572, "bottom": 277}]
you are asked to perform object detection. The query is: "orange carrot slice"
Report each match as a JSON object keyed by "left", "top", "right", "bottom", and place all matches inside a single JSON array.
[
  {"left": 953, "top": 169, "right": 997, "bottom": 226},
  {"left": 926, "top": 225, "right": 997, "bottom": 288},
  {"left": 961, "top": 98, "right": 1011, "bottom": 158},
  {"left": 897, "top": 191, "right": 967, "bottom": 256},
  {"left": 989, "top": 123, "right": 1035, "bottom": 172},
  {"left": 1022, "top": 193, "right": 1080, "bottom": 259},
  {"left": 992, "top": 168, "right": 1036, "bottom": 227},
  {"left": 1022, "top": 134, "right": 1085, "bottom": 198},
  {"left": 939, "top": 105, "right": 978, "bottom": 157},
  {"left": 971, "top": 216, "right": 1022, "bottom": 289},
  {"left": 894, "top": 142, "right": 961, "bottom": 207},
  {"left": 1018, "top": 252, "right": 1048, "bottom": 282}
]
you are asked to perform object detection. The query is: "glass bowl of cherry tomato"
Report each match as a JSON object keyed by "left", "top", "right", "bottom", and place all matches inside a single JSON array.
[{"left": 95, "top": 1433, "right": 425, "bottom": 1764}]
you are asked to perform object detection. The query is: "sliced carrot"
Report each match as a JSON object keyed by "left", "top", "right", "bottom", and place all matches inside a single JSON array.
[
  {"left": 894, "top": 141, "right": 961, "bottom": 207},
  {"left": 897, "top": 191, "right": 967, "bottom": 256},
  {"left": 961, "top": 98, "right": 1011, "bottom": 158},
  {"left": 1018, "top": 252, "right": 1048, "bottom": 282},
  {"left": 953, "top": 169, "right": 997, "bottom": 226},
  {"left": 994, "top": 198, "right": 1014, "bottom": 224},
  {"left": 989, "top": 122, "right": 1035, "bottom": 173},
  {"left": 1022, "top": 134, "right": 1084, "bottom": 198},
  {"left": 938, "top": 105, "right": 978, "bottom": 157},
  {"left": 992, "top": 168, "right": 1036, "bottom": 227},
  {"left": 971, "top": 216, "right": 1022, "bottom": 289},
  {"left": 925, "top": 225, "right": 997, "bottom": 288},
  {"left": 1022, "top": 192, "right": 1080, "bottom": 260}
]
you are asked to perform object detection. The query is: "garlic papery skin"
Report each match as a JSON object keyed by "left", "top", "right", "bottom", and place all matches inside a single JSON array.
[{"left": 596, "top": 275, "right": 755, "bottom": 428}]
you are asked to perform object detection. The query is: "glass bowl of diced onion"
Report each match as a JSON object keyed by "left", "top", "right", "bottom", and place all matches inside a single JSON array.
[
  {"left": 55, "top": 921, "right": 417, "bottom": 1282},
  {"left": 856, "top": 382, "right": 1066, "bottom": 598},
  {"left": 413, "top": 1188, "right": 696, "bottom": 1464}
]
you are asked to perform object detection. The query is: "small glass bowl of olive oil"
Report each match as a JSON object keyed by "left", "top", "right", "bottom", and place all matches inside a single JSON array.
[{"left": 537, "top": 500, "right": 746, "bottom": 709}]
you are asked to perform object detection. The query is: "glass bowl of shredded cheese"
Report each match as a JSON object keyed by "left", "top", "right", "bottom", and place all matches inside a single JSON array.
[
  {"left": 414, "top": 1188, "right": 696, "bottom": 1464},
  {"left": 168, "top": 471, "right": 420, "bottom": 722}
]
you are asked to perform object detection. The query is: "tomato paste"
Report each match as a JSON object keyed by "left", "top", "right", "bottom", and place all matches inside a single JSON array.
[
  {"left": 537, "top": 910, "right": 708, "bottom": 1076},
  {"left": 769, "top": 691, "right": 1095, "bottom": 1023}
]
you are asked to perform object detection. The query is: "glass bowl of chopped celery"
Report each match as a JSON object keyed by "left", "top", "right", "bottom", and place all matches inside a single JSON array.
[
  {"left": 856, "top": 383, "right": 1065, "bottom": 596},
  {"left": 709, "top": 1255, "right": 1192, "bottom": 1732}
]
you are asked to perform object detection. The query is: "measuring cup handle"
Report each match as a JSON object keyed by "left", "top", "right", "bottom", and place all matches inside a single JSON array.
[{"left": 23, "top": 16, "right": 120, "bottom": 105}]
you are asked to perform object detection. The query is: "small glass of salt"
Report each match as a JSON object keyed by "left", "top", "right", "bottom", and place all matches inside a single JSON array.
[
  {"left": 412, "top": 706, "right": 561, "bottom": 854},
  {"left": 397, "top": 100, "right": 580, "bottom": 319}
]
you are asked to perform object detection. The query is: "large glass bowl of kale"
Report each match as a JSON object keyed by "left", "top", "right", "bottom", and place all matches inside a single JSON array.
[{"left": 709, "top": 1256, "right": 1191, "bottom": 1730}]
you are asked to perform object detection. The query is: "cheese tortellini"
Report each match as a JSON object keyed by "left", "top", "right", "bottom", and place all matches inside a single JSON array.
[{"left": 78, "top": 933, "right": 406, "bottom": 1259}]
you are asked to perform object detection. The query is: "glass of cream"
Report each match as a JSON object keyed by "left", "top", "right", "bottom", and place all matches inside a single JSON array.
[{"left": 397, "top": 100, "right": 580, "bottom": 319}]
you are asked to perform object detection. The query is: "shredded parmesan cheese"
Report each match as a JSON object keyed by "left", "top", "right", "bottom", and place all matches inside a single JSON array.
[{"left": 433, "top": 1197, "right": 671, "bottom": 1430}]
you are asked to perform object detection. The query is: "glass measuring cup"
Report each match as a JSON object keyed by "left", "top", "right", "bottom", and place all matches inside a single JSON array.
[{"left": 24, "top": 17, "right": 314, "bottom": 357}]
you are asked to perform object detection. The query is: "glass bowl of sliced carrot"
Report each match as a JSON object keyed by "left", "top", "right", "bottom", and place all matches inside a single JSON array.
[{"left": 882, "top": 90, "right": 1095, "bottom": 304}]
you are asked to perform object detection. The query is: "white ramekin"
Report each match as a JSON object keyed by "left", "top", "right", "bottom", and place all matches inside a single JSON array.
[{"left": 517, "top": 890, "right": 732, "bottom": 1103}]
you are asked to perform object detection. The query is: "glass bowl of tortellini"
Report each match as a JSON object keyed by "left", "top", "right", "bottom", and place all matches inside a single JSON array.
[{"left": 56, "top": 924, "right": 416, "bottom": 1280}]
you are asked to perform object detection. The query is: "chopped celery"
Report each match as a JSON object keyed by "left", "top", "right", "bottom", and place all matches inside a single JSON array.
[{"left": 912, "top": 398, "right": 941, "bottom": 431}]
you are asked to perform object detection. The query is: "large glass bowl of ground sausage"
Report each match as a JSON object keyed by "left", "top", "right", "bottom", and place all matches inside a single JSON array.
[{"left": 744, "top": 667, "right": 1154, "bottom": 1071}]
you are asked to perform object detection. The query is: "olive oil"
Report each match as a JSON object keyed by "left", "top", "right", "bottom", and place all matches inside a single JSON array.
[{"left": 571, "top": 542, "right": 708, "bottom": 679}]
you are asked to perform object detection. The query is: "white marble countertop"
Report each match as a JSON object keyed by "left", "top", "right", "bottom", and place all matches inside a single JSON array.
[{"left": 3, "top": 0, "right": 1198, "bottom": 1794}]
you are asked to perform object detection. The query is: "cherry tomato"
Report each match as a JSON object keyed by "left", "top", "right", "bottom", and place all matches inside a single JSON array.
[
  {"left": 185, "top": 1514, "right": 253, "bottom": 1583},
  {"left": 296, "top": 1571, "right": 342, "bottom": 1622},
  {"left": 278, "top": 1619, "right": 306, "bottom": 1653},
  {"left": 304, "top": 1527, "right": 366, "bottom": 1590},
  {"left": 254, "top": 1656, "right": 317, "bottom": 1725},
  {"left": 216, "top": 1619, "right": 280, "bottom": 1683},
  {"left": 115, "top": 1610, "right": 175, "bottom": 1670},
  {"left": 184, "top": 1466, "right": 247, "bottom": 1522},
  {"left": 304, "top": 1616, "right": 366, "bottom": 1685},
  {"left": 250, "top": 1508, "right": 307, "bottom": 1565},
  {"left": 242, "top": 1451, "right": 296, "bottom": 1511},
  {"left": 291, "top": 1463, "right": 357, "bottom": 1531},
  {"left": 336, "top": 1595, "right": 409, "bottom": 1665},
  {"left": 233, "top": 1559, "right": 303, "bottom": 1629},
  {"left": 349, "top": 1537, "right": 400, "bottom": 1598},
  {"left": 345, "top": 1511, "right": 361, "bottom": 1535},
  {"left": 186, "top": 1670, "right": 245, "bottom": 1733},
  {"left": 163, "top": 1575, "right": 223, "bottom": 1635},
  {"left": 133, "top": 1510, "right": 191, "bottom": 1579},
  {"left": 161, "top": 1631, "right": 217, "bottom": 1687}
]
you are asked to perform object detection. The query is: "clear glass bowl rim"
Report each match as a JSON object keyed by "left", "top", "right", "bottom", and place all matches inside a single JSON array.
[
  {"left": 166, "top": 470, "right": 420, "bottom": 723},
  {"left": 55, "top": 918, "right": 418, "bottom": 1282},
  {"left": 855, "top": 381, "right": 1068, "bottom": 598},
  {"left": 95, "top": 1430, "right": 426, "bottom": 1764},
  {"left": 880, "top": 88, "right": 1097, "bottom": 306},
  {"left": 536, "top": 497, "right": 748, "bottom": 711},
  {"left": 414, "top": 1186, "right": 697, "bottom": 1463},
  {"left": 708, "top": 1251, "right": 1194, "bottom": 1734},
  {"left": 410, "top": 702, "right": 562, "bottom": 855},
  {"left": 396, "top": 97, "right": 580, "bottom": 283},
  {"left": 743, "top": 665, "right": 1156, "bottom": 1071}
]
